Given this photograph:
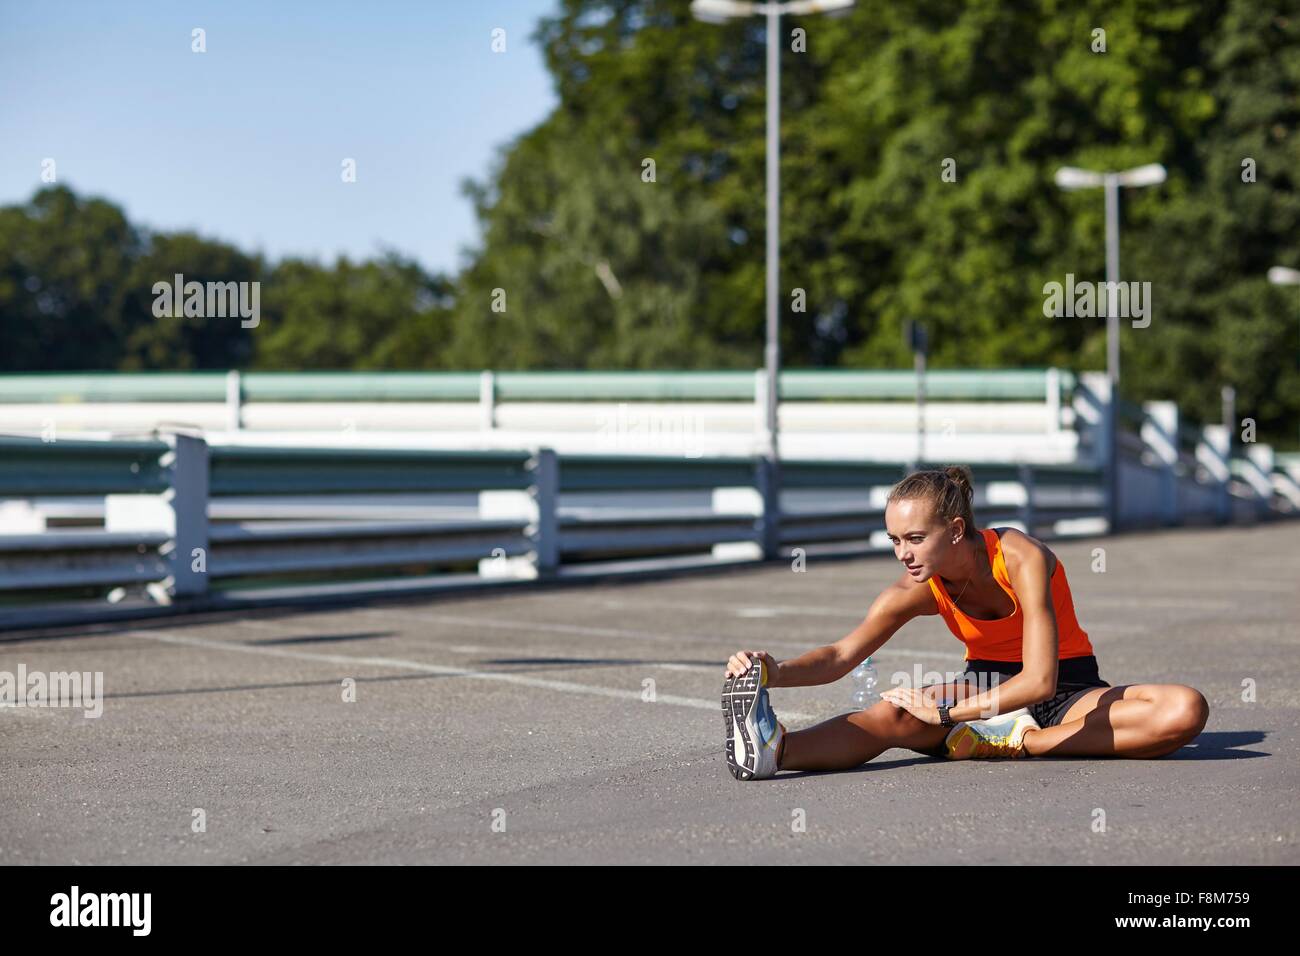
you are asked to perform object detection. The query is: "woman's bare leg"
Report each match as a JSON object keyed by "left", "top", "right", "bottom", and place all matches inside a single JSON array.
[
  {"left": 779, "top": 681, "right": 976, "bottom": 771},
  {"left": 1021, "top": 684, "right": 1209, "bottom": 758}
]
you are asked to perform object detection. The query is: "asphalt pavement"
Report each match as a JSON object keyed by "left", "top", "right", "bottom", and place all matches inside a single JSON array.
[{"left": 2, "top": 522, "right": 1296, "bottom": 864}]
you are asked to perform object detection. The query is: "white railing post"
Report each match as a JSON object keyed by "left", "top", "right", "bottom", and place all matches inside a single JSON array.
[
  {"left": 106, "top": 432, "right": 210, "bottom": 603},
  {"left": 1141, "top": 400, "right": 1179, "bottom": 525},
  {"left": 0, "top": 501, "right": 46, "bottom": 533},
  {"left": 479, "top": 370, "right": 496, "bottom": 432},
  {"left": 1077, "top": 372, "right": 1116, "bottom": 531},
  {"left": 712, "top": 475, "right": 765, "bottom": 562},
  {"left": 225, "top": 369, "right": 242, "bottom": 433},
  {"left": 1243, "top": 444, "right": 1277, "bottom": 518},
  {"left": 1045, "top": 366, "right": 1061, "bottom": 437},
  {"left": 529, "top": 447, "right": 559, "bottom": 575},
  {"left": 477, "top": 448, "right": 553, "bottom": 580},
  {"left": 1269, "top": 459, "right": 1300, "bottom": 511},
  {"left": 755, "top": 454, "right": 781, "bottom": 560},
  {"left": 164, "top": 433, "right": 211, "bottom": 599},
  {"left": 1197, "top": 425, "right": 1231, "bottom": 524},
  {"left": 1018, "top": 463, "right": 1036, "bottom": 535}
]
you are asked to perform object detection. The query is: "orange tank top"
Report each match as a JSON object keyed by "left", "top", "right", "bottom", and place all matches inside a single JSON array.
[{"left": 927, "top": 527, "right": 1095, "bottom": 662}]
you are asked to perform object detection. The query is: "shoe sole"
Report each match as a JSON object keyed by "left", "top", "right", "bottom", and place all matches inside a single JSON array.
[{"left": 722, "top": 666, "right": 764, "bottom": 780}]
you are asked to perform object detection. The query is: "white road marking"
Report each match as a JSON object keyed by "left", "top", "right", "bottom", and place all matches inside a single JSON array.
[
  {"left": 339, "top": 606, "right": 963, "bottom": 661},
  {"left": 602, "top": 597, "right": 865, "bottom": 617},
  {"left": 234, "top": 618, "right": 732, "bottom": 670},
  {"left": 1079, "top": 597, "right": 1238, "bottom": 611},
  {"left": 122, "top": 628, "right": 818, "bottom": 720},
  {"left": 352, "top": 607, "right": 717, "bottom": 643},
  {"left": 607, "top": 591, "right": 1245, "bottom": 614},
  {"left": 0, "top": 705, "right": 49, "bottom": 718}
]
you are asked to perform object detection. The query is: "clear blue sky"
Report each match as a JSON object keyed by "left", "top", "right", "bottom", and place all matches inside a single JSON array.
[{"left": 0, "top": 0, "right": 560, "bottom": 275}]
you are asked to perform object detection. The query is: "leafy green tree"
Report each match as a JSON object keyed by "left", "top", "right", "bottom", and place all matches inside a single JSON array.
[
  {"left": 253, "top": 252, "right": 456, "bottom": 370},
  {"left": 0, "top": 188, "right": 456, "bottom": 373},
  {"left": 451, "top": 120, "right": 737, "bottom": 368},
  {"left": 0, "top": 185, "right": 141, "bottom": 371},
  {"left": 122, "top": 231, "right": 261, "bottom": 371},
  {"left": 455, "top": 0, "right": 1297, "bottom": 444}
]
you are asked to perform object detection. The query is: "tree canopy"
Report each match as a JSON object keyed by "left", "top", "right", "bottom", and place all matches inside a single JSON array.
[{"left": 1, "top": 0, "right": 1296, "bottom": 445}]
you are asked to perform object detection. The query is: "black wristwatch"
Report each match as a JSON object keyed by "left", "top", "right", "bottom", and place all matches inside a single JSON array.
[{"left": 938, "top": 703, "right": 955, "bottom": 727}]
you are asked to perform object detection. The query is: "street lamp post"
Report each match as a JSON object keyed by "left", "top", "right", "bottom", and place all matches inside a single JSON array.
[
  {"left": 1054, "top": 162, "right": 1166, "bottom": 532},
  {"left": 1270, "top": 266, "right": 1300, "bottom": 451},
  {"left": 1221, "top": 385, "right": 1236, "bottom": 462},
  {"left": 691, "top": 0, "right": 855, "bottom": 557},
  {"left": 904, "top": 320, "right": 928, "bottom": 466}
]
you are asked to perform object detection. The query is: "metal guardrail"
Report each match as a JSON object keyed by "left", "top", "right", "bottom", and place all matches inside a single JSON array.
[
  {"left": 0, "top": 437, "right": 170, "bottom": 495},
  {"left": 1118, "top": 393, "right": 1300, "bottom": 524},
  {"left": 0, "top": 434, "right": 1119, "bottom": 602},
  {"left": 209, "top": 446, "right": 533, "bottom": 495},
  {"left": 0, "top": 368, "right": 1076, "bottom": 403},
  {"left": 2, "top": 420, "right": 1291, "bottom": 613},
  {"left": 207, "top": 518, "right": 532, "bottom": 579},
  {"left": 0, "top": 530, "right": 169, "bottom": 590},
  {"left": 556, "top": 453, "right": 755, "bottom": 491}
]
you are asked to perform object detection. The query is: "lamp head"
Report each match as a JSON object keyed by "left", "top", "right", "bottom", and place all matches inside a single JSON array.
[
  {"left": 1116, "top": 163, "right": 1167, "bottom": 188},
  {"left": 1054, "top": 166, "right": 1105, "bottom": 190},
  {"left": 690, "top": 0, "right": 756, "bottom": 21}
]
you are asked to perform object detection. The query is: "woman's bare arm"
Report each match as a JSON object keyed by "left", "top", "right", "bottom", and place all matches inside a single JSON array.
[
  {"left": 1002, "top": 530, "right": 1059, "bottom": 697},
  {"left": 773, "top": 571, "right": 937, "bottom": 688}
]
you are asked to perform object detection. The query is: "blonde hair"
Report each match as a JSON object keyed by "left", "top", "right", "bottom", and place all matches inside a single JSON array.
[{"left": 887, "top": 465, "right": 976, "bottom": 535}]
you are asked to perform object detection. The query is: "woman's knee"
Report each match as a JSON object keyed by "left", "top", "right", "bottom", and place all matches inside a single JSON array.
[
  {"left": 1157, "top": 686, "right": 1209, "bottom": 741},
  {"left": 859, "top": 699, "right": 911, "bottom": 727},
  {"left": 859, "top": 698, "right": 937, "bottom": 742}
]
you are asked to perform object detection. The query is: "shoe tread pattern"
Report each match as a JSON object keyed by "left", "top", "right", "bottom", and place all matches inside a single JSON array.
[{"left": 722, "top": 666, "right": 764, "bottom": 780}]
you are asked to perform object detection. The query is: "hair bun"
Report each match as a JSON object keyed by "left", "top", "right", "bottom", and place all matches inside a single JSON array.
[{"left": 943, "top": 465, "right": 974, "bottom": 503}]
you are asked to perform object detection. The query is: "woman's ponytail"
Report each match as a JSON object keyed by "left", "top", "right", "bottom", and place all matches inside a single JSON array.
[{"left": 943, "top": 465, "right": 974, "bottom": 515}]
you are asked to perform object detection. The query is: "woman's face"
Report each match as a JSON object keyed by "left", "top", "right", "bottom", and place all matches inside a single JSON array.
[{"left": 884, "top": 497, "right": 961, "bottom": 583}]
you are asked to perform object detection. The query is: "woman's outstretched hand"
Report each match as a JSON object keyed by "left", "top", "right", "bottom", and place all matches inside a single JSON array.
[
  {"left": 880, "top": 686, "right": 942, "bottom": 725},
  {"left": 724, "top": 650, "right": 778, "bottom": 682}
]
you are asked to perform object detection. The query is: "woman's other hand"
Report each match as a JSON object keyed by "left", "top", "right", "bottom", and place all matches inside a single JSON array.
[{"left": 724, "top": 650, "right": 778, "bottom": 683}]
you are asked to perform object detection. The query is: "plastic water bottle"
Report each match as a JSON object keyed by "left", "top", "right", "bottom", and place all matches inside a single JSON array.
[{"left": 849, "top": 657, "right": 878, "bottom": 708}]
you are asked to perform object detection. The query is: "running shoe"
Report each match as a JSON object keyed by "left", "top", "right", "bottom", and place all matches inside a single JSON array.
[
  {"left": 722, "top": 657, "right": 786, "bottom": 780},
  {"left": 944, "top": 706, "right": 1040, "bottom": 759}
]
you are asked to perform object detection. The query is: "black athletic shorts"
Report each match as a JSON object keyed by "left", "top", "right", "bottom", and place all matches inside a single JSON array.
[{"left": 913, "top": 655, "right": 1112, "bottom": 757}]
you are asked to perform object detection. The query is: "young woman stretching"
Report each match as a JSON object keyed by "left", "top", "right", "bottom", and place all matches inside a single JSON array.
[{"left": 722, "top": 466, "right": 1210, "bottom": 780}]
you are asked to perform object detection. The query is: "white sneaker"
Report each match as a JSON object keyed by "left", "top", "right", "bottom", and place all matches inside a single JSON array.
[
  {"left": 944, "top": 706, "right": 1040, "bottom": 759},
  {"left": 722, "top": 658, "right": 786, "bottom": 780}
]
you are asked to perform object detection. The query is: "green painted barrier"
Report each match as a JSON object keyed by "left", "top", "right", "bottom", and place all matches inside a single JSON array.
[
  {"left": 208, "top": 447, "right": 533, "bottom": 495},
  {"left": 556, "top": 453, "right": 756, "bottom": 492},
  {"left": 0, "top": 368, "right": 1076, "bottom": 403},
  {"left": 0, "top": 436, "right": 170, "bottom": 495}
]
